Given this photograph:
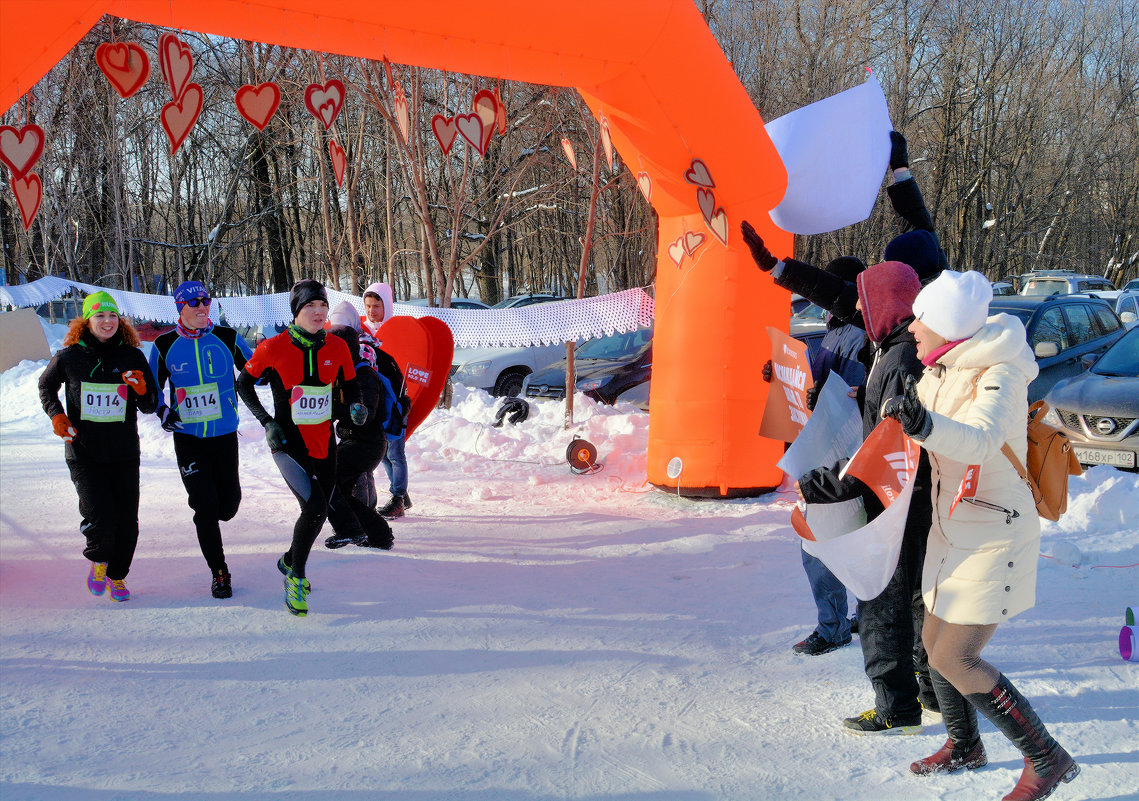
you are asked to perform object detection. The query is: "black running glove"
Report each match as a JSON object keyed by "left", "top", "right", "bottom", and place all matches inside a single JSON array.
[
  {"left": 265, "top": 421, "right": 288, "bottom": 451},
  {"left": 889, "top": 131, "right": 909, "bottom": 171},
  {"left": 881, "top": 375, "right": 932, "bottom": 440},
  {"left": 158, "top": 406, "right": 183, "bottom": 433},
  {"left": 349, "top": 402, "right": 368, "bottom": 426},
  {"left": 740, "top": 220, "right": 778, "bottom": 272}
]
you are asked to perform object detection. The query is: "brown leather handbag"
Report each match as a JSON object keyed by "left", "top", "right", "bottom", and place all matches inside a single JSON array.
[{"left": 1002, "top": 401, "right": 1083, "bottom": 521}]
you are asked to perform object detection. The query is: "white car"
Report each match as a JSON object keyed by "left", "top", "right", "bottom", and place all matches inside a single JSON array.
[
  {"left": 1114, "top": 291, "right": 1139, "bottom": 329},
  {"left": 451, "top": 342, "right": 567, "bottom": 397}
]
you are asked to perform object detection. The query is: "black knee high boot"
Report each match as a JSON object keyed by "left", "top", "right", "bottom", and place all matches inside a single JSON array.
[
  {"left": 967, "top": 674, "right": 1079, "bottom": 801},
  {"left": 910, "top": 669, "right": 987, "bottom": 775}
]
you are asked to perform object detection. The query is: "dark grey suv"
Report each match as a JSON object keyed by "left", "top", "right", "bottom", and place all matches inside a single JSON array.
[{"left": 988, "top": 296, "right": 1126, "bottom": 402}]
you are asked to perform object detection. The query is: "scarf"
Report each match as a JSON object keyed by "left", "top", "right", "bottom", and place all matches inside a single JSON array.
[
  {"left": 287, "top": 324, "right": 326, "bottom": 350},
  {"left": 176, "top": 321, "right": 213, "bottom": 339}
]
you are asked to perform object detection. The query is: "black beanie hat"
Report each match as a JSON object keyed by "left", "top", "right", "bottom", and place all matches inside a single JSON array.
[
  {"left": 290, "top": 279, "right": 327, "bottom": 319},
  {"left": 882, "top": 230, "right": 941, "bottom": 283},
  {"left": 824, "top": 255, "right": 866, "bottom": 283}
]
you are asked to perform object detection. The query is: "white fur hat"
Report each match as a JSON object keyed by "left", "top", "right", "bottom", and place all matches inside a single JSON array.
[{"left": 911, "top": 270, "right": 993, "bottom": 341}]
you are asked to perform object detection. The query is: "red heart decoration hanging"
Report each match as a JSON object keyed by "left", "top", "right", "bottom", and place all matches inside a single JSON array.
[
  {"left": 431, "top": 114, "right": 458, "bottom": 156},
  {"left": 158, "top": 32, "right": 195, "bottom": 101},
  {"left": 684, "top": 158, "right": 716, "bottom": 188},
  {"left": 683, "top": 231, "right": 706, "bottom": 256},
  {"left": 636, "top": 171, "right": 652, "bottom": 202},
  {"left": 160, "top": 83, "right": 203, "bottom": 154},
  {"left": 494, "top": 86, "right": 507, "bottom": 136},
  {"left": 11, "top": 173, "right": 42, "bottom": 231},
  {"left": 95, "top": 42, "right": 150, "bottom": 99},
  {"left": 235, "top": 82, "right": 281, "bottom": 131},
  {"left": 304, "top": 80, "right": 345, "bottom": 130},
  {"left": 455, "top": 113, "right": 486, "bottom": 155},
  {"left": 667, "top": 236, "right": 686, "bottom": 268},
  {"left": 471, "top": 89, "right": 497, "bottom": 153},
  {"left": 599, "top": 114, "right": 614, "bottom": 170},
  {"left": 329, "top": 139, "right": 346, "bottom": 188},
  {"left": 707, "top": 207, "right": 729, "bottom": 246},
  {"left": 393, "top": 82, "right": 410, "bottom": 144},
  {"left": 696, "top": 187, "right": 716, "bottom": 225},
  {"left": 561, "top": 137, "right": 577, "bottom": 170},
  {"left": 0, "top": 124, "right": 45, "bottom": 180}
]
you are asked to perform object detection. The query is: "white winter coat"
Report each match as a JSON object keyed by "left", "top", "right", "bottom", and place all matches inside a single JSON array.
[{"left": 915, "top": 314, "right": 1041, "bottom": 625}]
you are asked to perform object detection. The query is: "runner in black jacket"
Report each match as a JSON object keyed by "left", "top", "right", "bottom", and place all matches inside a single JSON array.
[
  {"left": 38, "top": 292, "right": 159, "bottom": 602},
  {"left": 235, "top": 280, "right": 365, "bottom": 616}
]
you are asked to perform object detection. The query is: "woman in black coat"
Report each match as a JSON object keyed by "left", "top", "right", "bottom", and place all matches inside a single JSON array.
[{"left": 38, "top": 291, "right": 160, "bottom": 602}]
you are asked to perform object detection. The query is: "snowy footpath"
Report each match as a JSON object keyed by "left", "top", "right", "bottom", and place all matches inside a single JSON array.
[{"left": 1, "top": 336, "right": 1137, "bottom": 800}]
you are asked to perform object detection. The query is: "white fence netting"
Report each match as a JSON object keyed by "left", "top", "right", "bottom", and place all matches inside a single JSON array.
[{"left": 0, "top": 277, "right": 655, "bottom": 348}]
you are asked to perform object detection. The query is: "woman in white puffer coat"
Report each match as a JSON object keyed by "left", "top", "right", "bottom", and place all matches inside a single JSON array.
[{"left": 881, "top": 271, "right": 1079, "bottom": 801}]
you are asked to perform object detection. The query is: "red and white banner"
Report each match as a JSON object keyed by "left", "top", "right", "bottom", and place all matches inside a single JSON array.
[
  {"left": 795, "top": 418, "right": 921, "bottom": 600},
  {"left": 759, "top": 326, "right": 813, "bottom": 443},
  {"left": 950, "top": 464, "right": 981, "bottom": 518}
]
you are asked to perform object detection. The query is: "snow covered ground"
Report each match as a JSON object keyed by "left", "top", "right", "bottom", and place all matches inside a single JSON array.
[{"left": 1, "top": 321, "right": 1136, "bottom": 801}]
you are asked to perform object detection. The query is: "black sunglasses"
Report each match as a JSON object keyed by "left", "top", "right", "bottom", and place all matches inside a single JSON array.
[{"left": 185, "top": 297, "right": 212, "bottom": 308}]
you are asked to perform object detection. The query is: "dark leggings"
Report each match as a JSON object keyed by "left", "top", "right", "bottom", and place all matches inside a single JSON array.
[
  {"left": 68, "top": 459, "right": 140, "bottom": 581},
  {"left": 173, "top": 431, "right": 241, "bottom": 572},
  {"left": 272, "top": 449, "right": 335, "bottom": 579}
]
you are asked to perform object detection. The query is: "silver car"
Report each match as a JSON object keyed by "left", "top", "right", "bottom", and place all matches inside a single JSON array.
[{"left": 1043, "top": 326, "right": 1139, "bottom": 471}]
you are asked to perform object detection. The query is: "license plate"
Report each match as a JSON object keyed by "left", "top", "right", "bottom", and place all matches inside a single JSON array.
[{"left": 1072, "top": 446, "right": 1135, "bottom": 468}]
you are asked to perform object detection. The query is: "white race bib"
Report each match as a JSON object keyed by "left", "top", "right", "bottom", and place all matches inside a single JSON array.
[
  {"left": 178, "top": 383, "right": 222, "bottom": 422},
  {"left": 80, "top": 382, "right": 127, "bottom": 423},
  {"left": 290, "top": 384, "right": 332, "bottom": 425}
]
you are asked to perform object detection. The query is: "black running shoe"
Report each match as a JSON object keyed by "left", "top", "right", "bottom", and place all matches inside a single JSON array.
[
  {"left": 843, "top": 709, "right": 922, "bottom": 735},
  {"left": 211, "top": 569, "right": 232, "bottom": 599},
  {"left": 791, "top": 630, "right": 852, "bottom": 656},
  {"left": 324, "top": 532, "right": 367, "bottom": 549}
]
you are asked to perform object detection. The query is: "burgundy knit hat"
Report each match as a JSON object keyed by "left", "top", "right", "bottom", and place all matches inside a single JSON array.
[{"left": 857, "top": 261, "right": 922, "bottom": 343}]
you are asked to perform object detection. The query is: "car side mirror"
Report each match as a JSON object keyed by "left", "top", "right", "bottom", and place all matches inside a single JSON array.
[
  {"left": 1121, "top": 311, "right": 1137, "bottom": 326},
  {"left": 1034, "top": 341, "right": 1060, "bottom": 358},
  {"left": 1080, "top": 353, "right": 1098, "bottom": 370}
]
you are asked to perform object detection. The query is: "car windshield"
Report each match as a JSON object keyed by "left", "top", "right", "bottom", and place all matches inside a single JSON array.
[
  {"left": 989, "top": 306, "right": 1034, "bottom": 327},
  {"left": 1021, "top": 278, "right": 1068, "bottom": 296},
  {"left": 575, "top": 329, "right": 651, "bottom": 360},
  {"left": 1091, "top": 327, "right": 1139, "bottom": 377}
]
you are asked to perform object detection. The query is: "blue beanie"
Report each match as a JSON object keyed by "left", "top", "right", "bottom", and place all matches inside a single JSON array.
[
  {"left": 883, "top": 230, "right": 941, "bottom": 284},
  {"left": 174, "top": 280, "right": 210, "bottom": 309}
]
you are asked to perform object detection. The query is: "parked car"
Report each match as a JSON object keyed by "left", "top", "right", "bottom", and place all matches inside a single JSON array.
[
  {"left": 1019, "top": 271, "right": 1116, "bottom": 297},
  {"left": 524, "top": 327, "right": 652, "bottom": 405},
  {"left": 451, "top": 341, "right": 566, "bottom": 397},
  {"left": 1113, "top": 291, "right": 1139, "bottom": 329},
  {"left": 991, "top": 281, "right": 1016, "bottom": 296},
  {"left": 490, "top": 294, "right": 564, "bottom": 309},
  {"left": 988, "top": 295, "right": 1126, "bottom": 402},
  {"left": 1043, "top": 325, "right": 1139, "bottom": 471},
  {"left": 1122, "top": 278, "right": 1139, "bottom": 293},
  {"left": 404, "top": 297, "right": 491, "bottom": 310}
]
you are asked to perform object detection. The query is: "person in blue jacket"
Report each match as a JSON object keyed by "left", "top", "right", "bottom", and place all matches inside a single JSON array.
[{"left": 149, "top": 281, "right": 253, "bottom": 599}]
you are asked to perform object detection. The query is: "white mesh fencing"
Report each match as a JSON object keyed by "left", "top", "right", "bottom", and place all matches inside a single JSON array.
[{"left": 1, "top": 277, "right": 655, "bottom": 347}]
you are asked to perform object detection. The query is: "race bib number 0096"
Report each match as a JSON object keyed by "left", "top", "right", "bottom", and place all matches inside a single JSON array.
[
  {"left": 80, "top": 382, "right": 127, "bottom": 423},
  {"left": 290, "top": 384, "right": 332, "bottom": 425}
]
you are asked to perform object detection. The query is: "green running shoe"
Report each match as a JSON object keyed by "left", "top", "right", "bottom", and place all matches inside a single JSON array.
[{"left": 284, "top": 572, "right": 308, "bottom": 616}]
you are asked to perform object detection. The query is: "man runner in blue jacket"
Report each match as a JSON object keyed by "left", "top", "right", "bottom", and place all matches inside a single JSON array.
[{"left": 150, "top": 281, "right": 253, "bottom": 598}]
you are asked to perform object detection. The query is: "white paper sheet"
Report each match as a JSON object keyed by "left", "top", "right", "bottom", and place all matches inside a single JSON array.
[
  {"left": 777, "top": 375, "right": 861, "bottom": 480},
  {"left": 765, "top": 75, "right": 893, "bottom": 235}
]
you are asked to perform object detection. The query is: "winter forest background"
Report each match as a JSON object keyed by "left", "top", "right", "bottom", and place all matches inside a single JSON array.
[{"left": 2, "top": 0, "right": 1138, "bottom": 305}]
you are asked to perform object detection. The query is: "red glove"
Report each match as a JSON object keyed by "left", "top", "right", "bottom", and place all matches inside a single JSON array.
[
  {"left": 121, "top": 370, "right": 147, "bottom": 396},
  {"left": 52, "top": 413, "right": 77, "bottom": 443}
]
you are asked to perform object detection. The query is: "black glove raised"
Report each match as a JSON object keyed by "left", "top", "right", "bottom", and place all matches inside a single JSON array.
[
  {"left": 889, "top": 131, "right": 909, "bottom": 171},
  {"left": 158, "top": 406, "right": 183, "bottom": 433},
  {"left": 740, "top": 220, "right": 778, "bottom": 272},
  {"left": 881, "top": 375, "right": 932, "bottom": 440},
  {"left": 806, "top": 385, "right": 819, "bottom": 412},
  {"left": 265, "top": 420, "right": 288, "bottom": 451}
]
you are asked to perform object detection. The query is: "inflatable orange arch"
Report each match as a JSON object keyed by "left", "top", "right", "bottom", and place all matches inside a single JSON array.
[{"left": 1, "top": 0, "right": 793, "bottom": 494}]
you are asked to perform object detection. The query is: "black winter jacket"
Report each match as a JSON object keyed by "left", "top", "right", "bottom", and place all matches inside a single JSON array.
[
  {"left": 774, "top": 178, "right": 949, "bottom": 328},
  {"left": 39, "top": 330, "right": 159, "bottom": 464},
  {"left": 799, "top": 320, "right": 931, "bottom": 514}
]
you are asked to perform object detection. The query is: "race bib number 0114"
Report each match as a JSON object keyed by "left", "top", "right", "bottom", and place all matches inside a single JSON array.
[
  {"left": 290, "top": 384, "right": 332, "bottom": 425},
  {"left": 178, "top": 382, "right": 222, "bottom": 422},
  {"left": 80, "top": 382, "right": 127, "bottom": 423}
]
